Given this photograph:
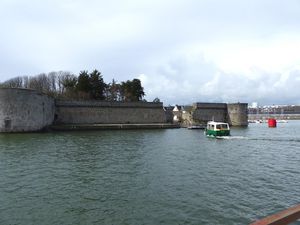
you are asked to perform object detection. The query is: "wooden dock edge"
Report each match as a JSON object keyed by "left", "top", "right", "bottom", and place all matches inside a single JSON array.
[{"left": 250, "top": 204, "right": 300, "bottom": 225}]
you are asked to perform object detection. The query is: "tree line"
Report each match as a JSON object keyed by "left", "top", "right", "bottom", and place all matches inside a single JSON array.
[{"left": 0, "top": 70, "right": 146, "bottom": 102}]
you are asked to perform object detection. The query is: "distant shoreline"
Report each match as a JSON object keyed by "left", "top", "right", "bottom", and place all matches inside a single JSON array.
[{"left": 248, "top": 113, "right": 300, "bottom": 120}]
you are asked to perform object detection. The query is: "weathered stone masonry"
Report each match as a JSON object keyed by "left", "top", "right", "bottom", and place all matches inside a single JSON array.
[
  {"left": 181, "top": 102, "right": 248, "bottom": 127},
  {"left": 0, "top": 88, "right": 167, "bottom": 132},
  {"left": 55, "top": 100, "right": 167, "bottom": 124},
  {"left": 0, "top": 88, "right": 247, "bottom": 132},
  {"left": 0, "top": 88, "right": 55, "bottom": 132}
]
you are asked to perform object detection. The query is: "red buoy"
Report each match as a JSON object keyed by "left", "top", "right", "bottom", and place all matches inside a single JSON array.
[{"left": 268, "top": 118, "right": 277, "bottom": 127}]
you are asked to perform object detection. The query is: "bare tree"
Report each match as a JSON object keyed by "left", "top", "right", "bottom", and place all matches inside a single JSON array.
[
  {"left": 48, "top": 72, "right": 58, "bottom": 94},
  {"left": 1, "top": 77, "right": 23, "bottom": 88}
]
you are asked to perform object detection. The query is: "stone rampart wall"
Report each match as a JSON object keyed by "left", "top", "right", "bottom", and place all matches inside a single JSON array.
[
  {"left": 181, "top": 102, "right": 248, "bottom": 126},
  {"left": 55, "top": 100, "right": 163, "bottom": 108},
  {"left": 194, "top": 102, "right": 227, "bottom": 109},
  {"left": 227, "top": 103, "right": 248, "bottom": 126},
  {"left": 0, "top": 88, "right": 55, "bottom": 132},
  {"left": 192, "top": 103, "right": 228, "bottom": 123},
  {"left": 55, "top": 100, "right": 167, "bottom": 124},
  {"left": 0, "top": 88, "right": 247, "bottom": 132}
]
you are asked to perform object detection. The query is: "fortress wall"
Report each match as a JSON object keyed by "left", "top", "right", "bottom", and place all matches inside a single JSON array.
[
  {"left": 0, "top": 88, "right": 55, "bottom": 132},
  {"left": 183, "top": 102, "right": 248, "bottom": 126},
  {"left": 192, "top": 103, "right": 228, "bottom": 123},
  {"left": 193, "top": 102, "right": 228, "bottom": 109},
  {"left": 227, "top": 103, "right": 248, "bottom": 126},
  {"left": 55, "top": 100, "right": 167, "bottom": 124},
  {"left": 163, "top": 108, "right": 174, "bottom": 123},
  {"left": 0, "top": 88, "right": 247, "bottom": 132}
]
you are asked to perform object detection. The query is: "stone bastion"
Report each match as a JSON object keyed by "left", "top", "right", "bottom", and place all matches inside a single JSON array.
[
  {"left": 0, "top": 88, "right": 167, "bottom": 132},
  {"left": 0, "top": 88, "right": 55, "bottom": 132}
]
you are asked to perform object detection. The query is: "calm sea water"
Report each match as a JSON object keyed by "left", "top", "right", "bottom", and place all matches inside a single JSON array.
[{"left": 1, "top": 121, "right": 300, "bottom": 225}]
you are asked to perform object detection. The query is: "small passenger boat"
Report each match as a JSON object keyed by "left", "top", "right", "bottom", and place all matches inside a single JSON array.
[{"left": 205, "top": 121, "right": 230, "bottom": 137}]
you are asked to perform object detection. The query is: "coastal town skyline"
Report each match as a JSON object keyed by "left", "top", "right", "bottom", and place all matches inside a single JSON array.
[{"left": 1, "top": 0, "right": 300, "bottom": 105}]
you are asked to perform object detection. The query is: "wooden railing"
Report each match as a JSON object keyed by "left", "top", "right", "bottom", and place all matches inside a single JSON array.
[{"left": 250, "top": 204, "right": 300, "bottom": 225}]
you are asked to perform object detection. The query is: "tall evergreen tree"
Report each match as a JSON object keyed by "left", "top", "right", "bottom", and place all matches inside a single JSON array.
[
  {"left": 131, "top": 79, "right": 145, "bottom": 101},
  {"left": 120, "top": 79, "right": 145, "bottom": 101},
  {"left": 89, "top": 69, "right": 106, "bottom": 100},
  {"left": 76, "top": 70, "right": 90, "bottom": 93}
]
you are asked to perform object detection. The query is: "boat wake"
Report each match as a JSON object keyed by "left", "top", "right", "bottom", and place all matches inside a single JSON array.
[
  {"left": 215, "top": 136, "right": 248, "bottom": 140},
  {"left": 215, "top": 136, "right": 300, "bottom": 142},
  {"left": 249, "top": 137, "right": 300, "bottom": 142}
]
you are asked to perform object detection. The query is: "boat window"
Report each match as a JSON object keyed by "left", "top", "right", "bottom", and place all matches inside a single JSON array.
[
  {"left": 221, "top": 124, "right": 228, "bottom": 129},
  {"left": 216, "top": 125, "right": 221, "bottom": 129}
]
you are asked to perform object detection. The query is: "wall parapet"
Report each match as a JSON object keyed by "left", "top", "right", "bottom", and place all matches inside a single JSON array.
[
  {"left": 0, "top": 87, "right": 50, "bottom": 97},
  {"left": 55, "top": 100, "right": 163, "bottom": 108},
  {"left": 193, "top": 102, "right": 227, "bottom": 109}
]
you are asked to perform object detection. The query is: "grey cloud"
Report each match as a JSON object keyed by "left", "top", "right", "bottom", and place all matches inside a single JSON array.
[
  {"left": 140, "top": 55, "right": 300, "bottom": 105},
  {"left": 1, "top": 0, "right": 300, "bottom": 105}
]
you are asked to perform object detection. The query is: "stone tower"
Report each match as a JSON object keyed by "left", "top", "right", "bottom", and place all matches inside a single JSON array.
[{"left": 227, "top": 103, "right": 248, "bottom": 126}]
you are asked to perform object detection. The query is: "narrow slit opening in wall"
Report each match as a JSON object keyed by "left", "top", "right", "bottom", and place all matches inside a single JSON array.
[{"left": 4, "top": 119, "right": 11, "bottom": 129}]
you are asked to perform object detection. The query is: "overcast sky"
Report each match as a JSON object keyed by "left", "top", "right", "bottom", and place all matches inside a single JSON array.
[{"left": 1, "top": 0, "right": 300, "bottom": 105}]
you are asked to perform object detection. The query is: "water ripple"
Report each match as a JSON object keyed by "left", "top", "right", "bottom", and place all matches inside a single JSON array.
[{"left": 1, "top": 124, "right": 300, "bottom": 224}]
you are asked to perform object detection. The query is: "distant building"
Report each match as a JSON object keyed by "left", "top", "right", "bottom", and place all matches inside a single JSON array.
[{"left": 248, "top": 104, "right": 300, "bottom": 120}]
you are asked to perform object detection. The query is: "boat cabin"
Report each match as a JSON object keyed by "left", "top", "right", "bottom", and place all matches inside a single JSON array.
[
  {"left": 207, "top": 122, "right": 229, "bottom": 130},
  {"left": 205, "top": 121, "right": 230, "bottom": 137}
]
